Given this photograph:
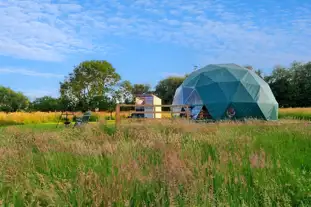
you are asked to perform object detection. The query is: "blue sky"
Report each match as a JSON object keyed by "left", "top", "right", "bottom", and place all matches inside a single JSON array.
[{"left": 0, "top": 0, "right": 310, "bottom": 99}]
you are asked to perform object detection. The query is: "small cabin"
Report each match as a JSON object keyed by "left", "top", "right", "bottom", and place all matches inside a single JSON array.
[{"left": 135, "top": 94, "right": 162, "bottom": 118}]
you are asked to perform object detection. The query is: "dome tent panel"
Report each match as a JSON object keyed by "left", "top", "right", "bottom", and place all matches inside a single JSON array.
[
  {"left": 231, "top": 83, "right": 256, "bottom": 103},
  {"left": 257, "top": 82, "right": 278, "bottom": 104},
  {"left": 248, "top": 70, "right": 267, "bottom": 86},
  {"left": 227, "top": 67, "right": 249, "bottom": 80},
  {"left": 184, "top": 89, "right": 203, "bottom": 105},
  {"left": 217, "top": 81, "right": 241, "bottom": 102},
  {"left": 171, "top": 86, "right": 184, "bottom": 114},
  {"left": 268, "top": 104, "right": 278, "bottom": 120},
  {"left": 181, "top": 87, "right": 195, "bottom": 103},
  {"left": 230, "top": 102, "right": 266, "bottom": 120},
  {"left": 195, "top": 73, "right": 215, "bottom": 87},
  {"left": 198, "top": 64, "right": 222, "bottom": 72},
  {"left": 183, "top": 74, "right": 201, "bottom": 87},
  {"left": 204, "top": 102, "right": 230, "bottom": 120},
  {"left": 257, "top": 87, "right": 276, "bottom": 104},
  {"left": 184, "top": 90, "right": 204, "bottom": 119},
  {"left": 257, "top": 103, "right": 278, "bottom": 120},
  {"left": 172, "top": 86, "right": 184, "bottom": 105},
  {"left": 241, "top": 72, "right": 260, "bottom": 85},
  {"left": 196, "top": 82, "right": 228, "bottom": 104},
  {"left": 204, "top": 67, "right": 239, "bottom": 82},
  {"left": 240, "top": 82, "right": 261, "bottom": 101}
]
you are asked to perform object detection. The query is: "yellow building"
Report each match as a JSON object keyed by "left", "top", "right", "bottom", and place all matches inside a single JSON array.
[{"left": 135, "top": 94, "right": 162, "bottom": 118}]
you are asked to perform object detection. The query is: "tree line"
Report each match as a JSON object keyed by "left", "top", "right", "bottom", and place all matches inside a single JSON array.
[{"left": 0, "top": 60, "right": 310, "bottom": 112}]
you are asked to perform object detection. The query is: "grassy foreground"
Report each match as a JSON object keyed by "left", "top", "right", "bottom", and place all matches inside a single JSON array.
[{"left": 0, "top": 120, "right": 311, "bottom": 206}]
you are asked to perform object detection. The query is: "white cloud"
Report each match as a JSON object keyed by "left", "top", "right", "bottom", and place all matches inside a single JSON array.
[
  {"left": 0, "top": 0, "right": 310, "bottom": 66},
  {"left": 161, "top": 72, "right": 187, "bottom": 78},
  {"left": 22, "top": 89, "right": 59, "bottom": 100},
  {"left": 0, "top": 68, "right": 64, "bottom": 78}
]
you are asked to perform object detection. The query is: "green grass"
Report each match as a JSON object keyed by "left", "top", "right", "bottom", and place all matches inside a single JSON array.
[
  {"left": 279, "top": 112, "right": 311, "bottom": 120},
  {"left": 0, "top": 120, "right": 310, "bottom": 206}
]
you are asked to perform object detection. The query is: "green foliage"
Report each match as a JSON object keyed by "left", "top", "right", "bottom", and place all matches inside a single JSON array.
[
  {"left": 59, "top": 60, "right": 121, "bottom": 111},
  {"left": 132, "top": 83, "right": 151, "bottom": 96},
  {"left": 264, "top": 61, "right": 311, "bottom": 107},
  {"left": 154, "top": 76, "right": 186, "bottom": 105},
  {"left": 31, "top": 96, "right": 62, "bottom": 112},
  {"left": 0, "top": 86, "right": 30, "bottom": 112}
]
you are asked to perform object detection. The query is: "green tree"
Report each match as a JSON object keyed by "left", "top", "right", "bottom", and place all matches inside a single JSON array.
[
  {"left": 118, "top": 80, "right": 134, "bottom": 103},
  {"left": 131, "top": 84, "right": 151, "bottom": 96},
  {"left": 31, "top": 96, "right": 61, "bottom": 112},
  {"left": 154, "top": 76, "right": 186, "bottom": 105},
  {"left": 59, "top": 60, "right": 121, "bottom": 111},
  {"left": 0, "top": 86, "right": 29, "bottom": 112},
  {"left": 264, "top": 65, "right": 294, "bottom": 107},
  {"left": 290, "top": 61, "right": 311, "bottom": 107},
  {"left": 89, "top": 95, "right": 111, "bottom": 111}
]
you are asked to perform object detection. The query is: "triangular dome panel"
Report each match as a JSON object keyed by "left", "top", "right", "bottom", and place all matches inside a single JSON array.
[
  {"left": 185, "top": 89, "right": 203, "bottom": 105},
  {"left": 196, "top": 73, "right": 215, "bottom": 87},
  {"left": 204, "top": 68, "right": 238, "bottom": 82},
  {"left": 183, "top": 75, "right": 201, "bottom": 87},
  {"left": 205, "top": 102, "right": 229, "bottom": 120},
  {"left": 217, "top": 82, "right": 240, "bottom": 102},
  {"left": 228, "top": 68, "right": 248, "bottom": 80},
  {"left": 231, "top": 102, "right": 265, "bottom": 120},
  {"left": 196, "top": 83, "right": 228, "bottom": 104},
  {"left": 242, "top": 73, "right": 260, "bottom": 85},
  {"left": 231, "top": 83, "right": 255, "bottom": 103},
  {"left": 240, "top": 82, "right": 261, "bottom": 101},
  {"left": 181, "top": 87, "right": 194, "bottom": 102}
]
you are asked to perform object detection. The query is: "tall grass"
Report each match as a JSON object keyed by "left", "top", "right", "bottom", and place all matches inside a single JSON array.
[
  {"left": 0, "top": 120, "right": 310, "bottom": 206},
  {"left": 0, "top": 111, "right": 172, "bottom": 126},
  {"left": 0, "top": 108, "right": 310, "bottom": 126},
  {"left": 279, "top": 108, "right": 311, "bottom": 120}
]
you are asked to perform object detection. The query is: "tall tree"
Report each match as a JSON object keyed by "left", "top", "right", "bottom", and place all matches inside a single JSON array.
[
  {"left": 118, "top": 80, "right": 134, "bottom": 103},
  {"left": 31, "top": 96, "right": 61, "bottom": 112},
  {"left": 0, "top": 86, "right": 29, "bottom": 112},
  {"left": 290, "top": 61, "right": 311, "bottom": 107},
  {"left": 154, "top": 76, "right": 186, "bottom": 105},
  {"left": 59, "top": 60, "right": 121, "bottom": 111},
  {"left": 264, "top": 65, "right": 293, "bottom": 107},
  {"left": 131, "top": 84, "right": 151, "bottom": 96}
]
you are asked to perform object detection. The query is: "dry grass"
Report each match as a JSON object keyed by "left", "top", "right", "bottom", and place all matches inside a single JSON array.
[
  {"left": 279, "top": 107, "right": 311, "bottom": 120},
  {"left": 0, "top": 111, "right": 172, "bottom": 126},
  {"left": 0, "top": 108, "right": 310, "bottom": 126},
  {"left": 0, "top": 119, "right": 310, "bottom": 206}
]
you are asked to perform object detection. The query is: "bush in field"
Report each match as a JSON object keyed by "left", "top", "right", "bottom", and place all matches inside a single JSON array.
[{"left": 0, "top": 120, "right": 310, "bottom": 206}]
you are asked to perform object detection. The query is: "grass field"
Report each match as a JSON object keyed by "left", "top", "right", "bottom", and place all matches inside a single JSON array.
[
  {"left": 0, "top": 119, "right": 310, "bottom": 206},
  {"left": 0, "top": 107, "right": 311, "bottom": 126},
  {"left": 279, "top": 108, "right": 311, "bottom": 120}
]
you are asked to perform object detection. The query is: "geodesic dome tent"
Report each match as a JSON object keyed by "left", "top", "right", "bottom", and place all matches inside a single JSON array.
[{"left": 172, "top": 64, "right": 278, "bottom": 121}]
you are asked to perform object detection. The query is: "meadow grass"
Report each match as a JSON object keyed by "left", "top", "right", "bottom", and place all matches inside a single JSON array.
[
  {"left": 0, "top": 108, "right": 310, "bottom": 126},
  {"left": 0, "top": 119, "right": 310, "bottom": 206},
  {"left": 279, "top": 108, "right": 311, "bottom": 120}
]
